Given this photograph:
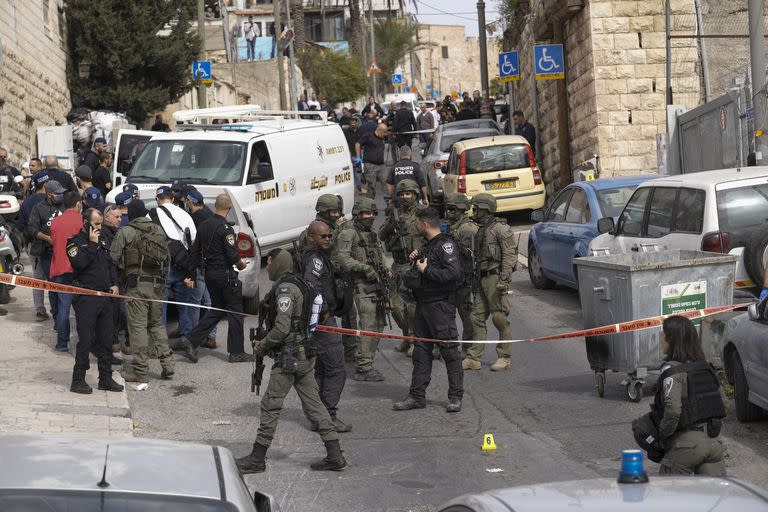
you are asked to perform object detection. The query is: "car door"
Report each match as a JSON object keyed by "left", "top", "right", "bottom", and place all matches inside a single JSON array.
[
  {"left": 601, "top": 186, "right": 652, "bottom": 254},
  {"left": 560, "top": 187, "right": 593, "bottom": 284},
  {"left": 538, "top": 188, "right": 573, "bottom": 274}
]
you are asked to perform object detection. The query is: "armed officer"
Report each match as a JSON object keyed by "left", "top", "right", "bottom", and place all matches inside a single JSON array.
[
  {"left": 66, "top": 208, "right": 124, "bottom": 394},
  {"left": 463, "top": 194, "right": 517, "bottom": 372},
  {"left": 236, "top": 249, "right": 347, "bottom": 474},
  {"left": 335, "top": 197, "right": 389, "bottom": 382},
  {"left": 394, "top": 207, "right": 464, "bottom": 413},
  {"left": 182, "top": 193, "right": 252, "bottom": 363},
  {"left": 445, "top": 193, "right": 477, "bottom": 345},
  {"left": 379, "top": 179, "right": 426, "bottom": 356},
  {"left": 651, "top": 315, "right": 726, "bottom": 475},
  {"left": 300, "top": 220, "right": 352, "bottom": 432}
]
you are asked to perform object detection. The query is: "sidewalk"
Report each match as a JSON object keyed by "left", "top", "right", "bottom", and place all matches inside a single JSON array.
[{"left": 0, "top": 281, "right": 133, "bottom": 437}]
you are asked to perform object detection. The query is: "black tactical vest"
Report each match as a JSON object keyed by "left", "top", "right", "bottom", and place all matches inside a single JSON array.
[{"left": 651, "top": 361, "right": 726, "bottom": 431}]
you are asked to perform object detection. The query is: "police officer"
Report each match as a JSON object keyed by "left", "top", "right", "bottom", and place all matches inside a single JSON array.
[
  {"left": 445, "top": 193, "right": 477, "bottom": 345},
  {"left": 463, "top": 194, "right": 517, "bottom": 372},
  {"left": 385, "top": 146, "right": 429, "bottom": 207},
  {"left": 301, "top": 220, "right": 351, "bottom": 432},
  {"left": 110, "top": 199, "right": 177, "bottom": 383},
  {"left": 379, "top": 179, "right": 425, "bottom": 355},
  {"left": 236, "top": 249, "right": 347, "bottom": 474},
  {"left": 335, "top": 197, "right": 389, "bottom": 381},
  {"left": 182, "top": 193, "right": 252, "bottom": 363},
  {"left": 66, "top": 208, "right": 124, "bottom": 394},
  {"left": 394, "top": 207, "right": 464, "bottom": 413},
  {"left": 651, "top": 315, "right": 726, "bottom": 475}
]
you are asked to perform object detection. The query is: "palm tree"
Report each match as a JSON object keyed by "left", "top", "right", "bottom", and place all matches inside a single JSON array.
[
  {"left": 373, "top": 17, "right": 429, "bottom": 83},
  {"left": 291, "top": 0, "right": 305, "bottom": 50},
  {"left": 347, "top": 0, "right": 364, "bottom": 61}
]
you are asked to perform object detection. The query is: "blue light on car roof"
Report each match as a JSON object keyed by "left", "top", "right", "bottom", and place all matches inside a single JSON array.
[
  {"left": 618, "top": 450, "right": 649, "bottom": 484},
  {"left": 221, "top": 124, "right": 253, "bottom": 131}
]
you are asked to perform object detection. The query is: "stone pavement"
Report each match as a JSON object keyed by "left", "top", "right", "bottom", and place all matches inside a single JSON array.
[{"left": 0, "top": 282, "right": 133, "bottom": 437}]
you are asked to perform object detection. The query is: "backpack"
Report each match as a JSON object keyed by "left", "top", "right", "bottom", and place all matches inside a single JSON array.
[
  {"left": 132, "top": 222, "right": 170, "bottom": 272},
  {"left": 149, "top": 205, "right": 193, "bottom": 273},
  {"left": 455, "top": 237, "right": 475, "bottom": 287}
]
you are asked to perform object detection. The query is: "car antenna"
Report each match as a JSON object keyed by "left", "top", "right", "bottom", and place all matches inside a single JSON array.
[{"left": 97, "top": 444, "right": 110, "bottom": 488}]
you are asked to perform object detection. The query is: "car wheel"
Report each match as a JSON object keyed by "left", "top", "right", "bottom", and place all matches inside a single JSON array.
[
  {"left": 243, "top": 291, "right": 260, "bottom": 316},
  {"left": 528, "top": 245, "right": 555, "bottom": 290},
  {"left": 744, "top": 224, "right": 768, "bottom": 288},
  {"left": 731, "top": 351, "right": 765, "bottom": 422}
]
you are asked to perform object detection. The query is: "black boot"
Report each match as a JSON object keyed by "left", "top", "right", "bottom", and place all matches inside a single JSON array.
[
  {"left": 98, "top": 376, "right": 124, "bottom": 392},
  {"left": 310, "top": 439, "right": 347, "bottom": 471},
  {"left": 235, "top": 442, "right": 267, "bottom": 474},
  {"left": 70, "top": 381, "right": 93, "bottom": 394}
]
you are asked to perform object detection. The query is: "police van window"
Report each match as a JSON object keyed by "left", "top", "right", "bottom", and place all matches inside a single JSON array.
[
  {"left": 546, "top": 189, "right": 572, "bottom": 222},
  {"left": 246, "top": 141, "right": 273, "bottom": 184},
  {"left": 616, "top": 187, "right": 650, "bottom": 237},
  {"left": 128, "top": 140, "right": 246, "bottom": 185},
  {"left": 565, "top": 188, "right": 591, "bottom": 224},
  {"left": 646, "top": 187, "right": 677, "bottom": 238},
  {"left": 672, "top": 188, "right": 705, "bottom": 233}
]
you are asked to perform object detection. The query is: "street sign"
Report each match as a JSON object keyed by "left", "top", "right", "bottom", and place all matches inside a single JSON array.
[
  {"left": 498, "top": 51, "right": 520, "bottom": 82},
  {"left": 368, "top": 59, "right": 382, "bottom": 75},
  {"left": 192, "top": 60, "right": 212, "bottom": 85},
  {"left": 404, "top": 86, "right": 410, "bottom": 93},
  {"left": 426, "top": 84, "right": 433, "bottom": 91},
  {"left": 533, "top": 44, "right": 564, "bottom": 80},
  {"left": 392, "top": 73, "right": 403, "bottom": 85}
]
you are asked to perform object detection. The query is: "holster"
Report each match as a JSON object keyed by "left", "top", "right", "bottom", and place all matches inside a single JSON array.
[{"left": 281, "top": 343, "right": 298, "bottom": 374}]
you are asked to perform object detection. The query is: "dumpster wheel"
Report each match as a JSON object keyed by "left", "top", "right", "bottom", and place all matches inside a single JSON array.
[
  {"left": 626, "top": 380, "right": 643, "bottom": 402},
  {"left": 595, "top": 371, "right": 606, "bottom": 398}
]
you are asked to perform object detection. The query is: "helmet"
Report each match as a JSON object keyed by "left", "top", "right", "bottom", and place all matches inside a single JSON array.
[
  {"left": 444, "top": 192, "right": 470, "bottom": 211},
  {"left": 352, "top": 197, "right": 378, "bottom": 216},
  {"left": 315, "top": 193, "right": 340, "bottom": 213},
  {"left": 396, "top": 179, "right": 419, "bottom": 195},
  {"left": 471, "top": 193, "right": 497, "bottom": 213}
]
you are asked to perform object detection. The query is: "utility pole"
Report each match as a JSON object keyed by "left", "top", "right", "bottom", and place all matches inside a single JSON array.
[
  {"left": 273, "top": 0, "right": 287, "bottom": 110},
  {"left": 370, "top": 0, "right": 377, "bottom": 100},
  {"left": 197, "top": 0, "right": 207, "bottom": 109},
  {"left": 477, "top": 0, "right": 489, "bottom": 99},
  {"left": 665, "top": 0, "right": 672, "bottom": 105},
  {"left": 749, "top": 0, "right": 768, "bottom": 162},
  {"left": 285, "top": 0, "right": 298, "bottom": 113}
]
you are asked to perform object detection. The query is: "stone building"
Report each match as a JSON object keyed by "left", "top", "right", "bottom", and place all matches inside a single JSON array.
[
  {"left": 0, "top": 0, "right": 71, "bottom": 165},
  {"left": 505, "top": 0, "right": 701, "bottom": 195}
]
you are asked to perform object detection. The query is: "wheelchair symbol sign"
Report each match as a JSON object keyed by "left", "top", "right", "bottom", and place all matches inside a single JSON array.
[
  {"left": 192, "top": 61, "right": 213, "bottom": 85},
  {"left": 534, "top": 44, "right": 564, "bottom": 80},
  {"left": 392, "top": 73, "right": 403, "bottom": 85},
  {"left": 498, "top": 51, "right": 519, "bottom": 83}
]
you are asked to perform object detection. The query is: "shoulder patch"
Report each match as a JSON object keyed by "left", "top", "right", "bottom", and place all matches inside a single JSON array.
[
  {"left": 67, "top": 244, "right": 78, "bottom": 257},
  {"left": 663, "top": 377, "right": 674, "bottom": 398},
  {"left": 277, "top": 296, "right": 292, "bottom": 313},
  {"left": 226, "top": 233, "right": 236, "bottom": 246},
  {"left": 442, "top": 242, "right": 454, "bottom": 255},
  {"left": 312, "top": 257, "right": 324, "bottom": 274}
]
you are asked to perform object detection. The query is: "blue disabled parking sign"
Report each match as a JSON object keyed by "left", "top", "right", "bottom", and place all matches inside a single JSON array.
[
  {"left": 192, "top": 61, "right": 212, "bottom": 84},
  {"left": 498, "top": 51, "right": 519, "bottom": 82},
  {"left": 392, "top": 73, "right": 403, "bottom": 85},
  {"left": 533, "top": 44, "right": 564, "bottom": 80}
]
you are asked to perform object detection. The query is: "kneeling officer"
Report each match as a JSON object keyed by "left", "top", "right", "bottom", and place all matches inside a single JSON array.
[{"left": 236, "top": 248, "right": 347, "bottom": 474}]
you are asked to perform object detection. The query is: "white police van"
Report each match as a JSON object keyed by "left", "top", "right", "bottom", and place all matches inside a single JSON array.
[{"left": 107, "top": 107, "right": 354, "bottom": 251}]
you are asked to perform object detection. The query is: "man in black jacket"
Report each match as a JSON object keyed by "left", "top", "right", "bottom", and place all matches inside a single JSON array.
[{"left": 393, "top": 101, "right": 416, "bottom": 149}]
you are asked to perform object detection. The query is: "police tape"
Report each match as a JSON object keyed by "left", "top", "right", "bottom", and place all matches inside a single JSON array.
[{"left": 0, "top": 273, "right": 750, "bottom": 345}]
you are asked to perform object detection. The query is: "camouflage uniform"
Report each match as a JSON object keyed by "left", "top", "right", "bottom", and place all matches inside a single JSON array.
[
  {"left": 334, "top": 197, "right": 389, "bottom": 380},
  {"left": 465, "top": 194, "right": 517, "bottom": 371},
  {"left": 445, "top": 193, "right": 477, "bottom": 343}
]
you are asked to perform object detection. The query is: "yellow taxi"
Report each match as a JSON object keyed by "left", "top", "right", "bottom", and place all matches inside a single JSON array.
[{"left": 442, "top": 135, "right": 546, "bottom": 213}]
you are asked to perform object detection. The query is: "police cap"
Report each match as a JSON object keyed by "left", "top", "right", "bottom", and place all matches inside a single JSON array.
[
  {"left": 315, "top": 193, "right": 340, "bottom": 213},
  {"left": 352, "top": 197, "right": 377, "bottom": 215},
  {"left": 444, "top": 192, "right": 470, "bottom": 210},
  {"left": 396, "top": 179, "right": 419, "bottom": 195},
  {"left": 471, "top": 193, "right": 497, "bottom": 213}
]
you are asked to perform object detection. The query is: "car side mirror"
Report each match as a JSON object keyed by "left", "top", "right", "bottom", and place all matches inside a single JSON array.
[
  {"left": 748, "top": 303, "right": 759, "bottom": 321},
  {"left": 531, "top": 209, "right": 544, "bottom": 222},
  {"left": 597, "top": 217, "right": 615, "bottom": 234}
]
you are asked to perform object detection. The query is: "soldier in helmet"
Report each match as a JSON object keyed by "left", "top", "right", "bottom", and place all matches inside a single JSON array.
[
  {"left": 379, "top": 179, "right": 427, "bottom": 356},
  {"left": 444, "top": 193, "right": 477, "bottom": 345},
  {"left": 463, "top": 193, "right": 517, "bottom": 372},
  {"left": 335, "top": 197, "right": 390, "bottom": 381}
]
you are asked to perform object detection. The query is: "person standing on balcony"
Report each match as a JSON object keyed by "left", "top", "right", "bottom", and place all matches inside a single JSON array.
[{"left": 244, "top": 16, "right": 260, "bottom": 62}]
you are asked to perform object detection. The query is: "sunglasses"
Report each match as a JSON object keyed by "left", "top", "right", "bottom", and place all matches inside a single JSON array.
[{"left": 317, "top": 233, "right": 333, "bottom": 239}]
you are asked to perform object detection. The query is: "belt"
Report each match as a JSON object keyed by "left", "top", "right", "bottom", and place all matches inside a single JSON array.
[
  {"left": 138, "top": 276, "right": 166, "bottom": 285},
  {"left": 480, "top": 268, "right": 500, "bottom": 278}
]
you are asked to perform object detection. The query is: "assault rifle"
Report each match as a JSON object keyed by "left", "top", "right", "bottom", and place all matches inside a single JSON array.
[
  {"left": 249, "top": 327, "right": 266, "bottom": 395},
  {"left": 391, "top": 207, "right": 410, "bottom": 263},
  {"left": 361, "top": 238, "right": 394, "bottom": 329}
]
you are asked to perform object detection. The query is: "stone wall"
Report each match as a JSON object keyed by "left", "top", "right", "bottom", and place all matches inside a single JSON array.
[{"left": 0, "top": 0, "right": 71, "bottom": 166}]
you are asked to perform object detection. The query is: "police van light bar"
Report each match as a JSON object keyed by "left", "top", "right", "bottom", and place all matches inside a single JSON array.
[{"left": 618, "top": 450, "right": 649, "bottom": 484}]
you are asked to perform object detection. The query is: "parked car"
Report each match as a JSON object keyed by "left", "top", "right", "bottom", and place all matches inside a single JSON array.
[
  {"left": 722, "top": 301, "right": 768, "bottom": 422},
  {"left": 442, "top": 135, "right": 545, "bottom": 214},
  {"left": 421, "top": 123, "right": 502, "bottom": 210},
  {"left": 589, "top": 167, "right": 768, "bottom": 294},
  {"left": 528, "top": 175, "right": 651, "bottom": 289},
  {"left": 0, "top": 435, "right": 279, "bottom": 512}
]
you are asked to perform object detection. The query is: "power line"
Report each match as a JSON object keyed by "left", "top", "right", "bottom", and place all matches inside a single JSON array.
[{"left": 416, "top": 0, "right": 478, "bottom": 22}]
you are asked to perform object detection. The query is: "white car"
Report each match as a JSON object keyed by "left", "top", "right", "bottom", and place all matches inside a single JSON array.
[{"left": 589, "top": 167, "right": 768, "bottom": 293}]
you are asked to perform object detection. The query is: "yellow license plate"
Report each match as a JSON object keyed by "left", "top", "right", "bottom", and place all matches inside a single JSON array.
[{"left": 485, "top": 180, "right": 517, "bottom": 190}]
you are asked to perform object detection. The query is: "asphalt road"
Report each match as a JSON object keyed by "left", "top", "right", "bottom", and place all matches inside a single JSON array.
[{"left": 126, "top": 211, "right": 768, "bottom": 511}]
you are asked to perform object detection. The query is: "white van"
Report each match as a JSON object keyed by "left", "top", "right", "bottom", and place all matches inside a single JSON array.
[
  {"left": 384, "top": 93, "right": 420, "bottom": 118},
  {"left": 106, "top": 109, "right": 354, "bottom": 251}
]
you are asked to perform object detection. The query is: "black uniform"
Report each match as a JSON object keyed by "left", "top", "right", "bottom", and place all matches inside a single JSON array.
[
  {"left": 45, "top": 168, "right": 78, "bottom": 193},
  {"left": 186, "top": 213, "right": 245, "bottom": 354},
  {"left": 84, "top": 151, "right": 101, "bottom": 173},
  {"left": 191, "top": 207, "right": 214, "bottom": 227},
  {"left": 393, "top": 109, "right": 417, "bottom": 148},
  {"left": 66, "top": 230, "right": 119, "bottom": 385},
  {"left": 386, "top": 158, "right": 427, "bottom": 191},
  {"left": 407, "top": 233, "right": 464, "bottom": 403},
  {"left": 301, "top": 248, "right": 346, "bottom": 420}
]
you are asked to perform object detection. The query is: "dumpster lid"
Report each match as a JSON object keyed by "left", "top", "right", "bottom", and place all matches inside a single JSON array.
[{"left": 574, "top": 250, "right": 738, "bottom": 272}]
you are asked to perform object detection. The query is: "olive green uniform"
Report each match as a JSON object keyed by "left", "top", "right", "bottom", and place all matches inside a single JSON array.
[
  {"left": 657, "top": 362, "right": 725, "bottom": 476},
  {"left": 109, "top": 218, "right": 174, "bottom": 378},
  {"left": 466, "top": 217, "right": 517, "bottom": 361},
  {"left": 335, "top": 220, "right": 388, "bottom": 373},
  {"left": 255, "top": 279, "right": 337, "bottom": 447},
  {"left": 449, "top": 214, "right": 477, "bottom": 342}
]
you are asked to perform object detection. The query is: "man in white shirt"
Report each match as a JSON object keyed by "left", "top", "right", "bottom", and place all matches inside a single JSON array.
[
  {"left": 149, "top": 186, "right": 199, "bottom": 340},
  {"left": 430, "top": 105, "right": 441, "bottom": 129},
  {"left": 307, "top": 94, "right": 321, "bottom": 110},
  {"left": 244, "top": 16, "right": 260, "bottom": 62}
]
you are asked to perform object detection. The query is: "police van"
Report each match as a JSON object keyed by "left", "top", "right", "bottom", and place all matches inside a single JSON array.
[{"left": 106, "top": 107, "right": 354, "bottom": 251}]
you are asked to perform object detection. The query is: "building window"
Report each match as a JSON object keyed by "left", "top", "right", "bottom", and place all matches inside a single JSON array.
[
  {"left": 57, "top": 6, "right": 66, "bottom": 47},
  {"left": 305, "top": 13, "right": 346, "bottom": 42},
  {"left": 441, "top": 45, "right": 448, "bottom": 59},
  {"left": 244, "top": 0, "right": 272, "bottom": 6},
  {"left": 43, "top": 0, "right": 51, "bottom": 38},
  {"left": 25, "top": 116, "right": 35, "bottom": 158}
]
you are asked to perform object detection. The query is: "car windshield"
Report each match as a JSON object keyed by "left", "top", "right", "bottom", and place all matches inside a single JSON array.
[
  {"left": 0, "top": 490, "right": 238, "bottom": 512},
  {"left": 440, "top": 131, "right": 498, "bottom": 152},
  {"left": 128, "top": 140, "right": 246, "bottom": 185},
  {"left": 464, "top": 144, "right": 529, "bottom": 173},
  {"left": 716, "top": 182, "right": 768, "bottom": 246},
  {"left": 597, "top": 185, "right": 641, "bottom": 218}
]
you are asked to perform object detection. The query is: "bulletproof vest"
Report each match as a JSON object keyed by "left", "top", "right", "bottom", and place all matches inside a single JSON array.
[
  {"left": 409, "top": 233, "right": 462, "bottom": 300},
  {"left": 299, "top": 249, "right": 338, "bottom": 312},
  {"left": 382, "top": 207, "right": 421, "bottom": 263},
  {"left": 651, "top": 361, "right": 726, "bottom": 431},
  {"left": 475, "top": 218, "right": 507, "bottom": 268},
  {"left": 262, "top": 274, "right": 317, "bottom": 345}
]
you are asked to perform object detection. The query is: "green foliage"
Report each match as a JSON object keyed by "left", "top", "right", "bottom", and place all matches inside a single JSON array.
[
  {"left": 66, "top": 0, "right": 201, "bottom": 122},
  {"left": 373, "top": 18, "right": 429, "bottom": 77},
  {"left": 297, "top": 49, "right": 367, "bottom": 104}
]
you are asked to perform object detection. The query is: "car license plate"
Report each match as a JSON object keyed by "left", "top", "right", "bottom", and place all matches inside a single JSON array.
[{"left": 485, "top": 180, "right": 516, "bottom": 190}]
